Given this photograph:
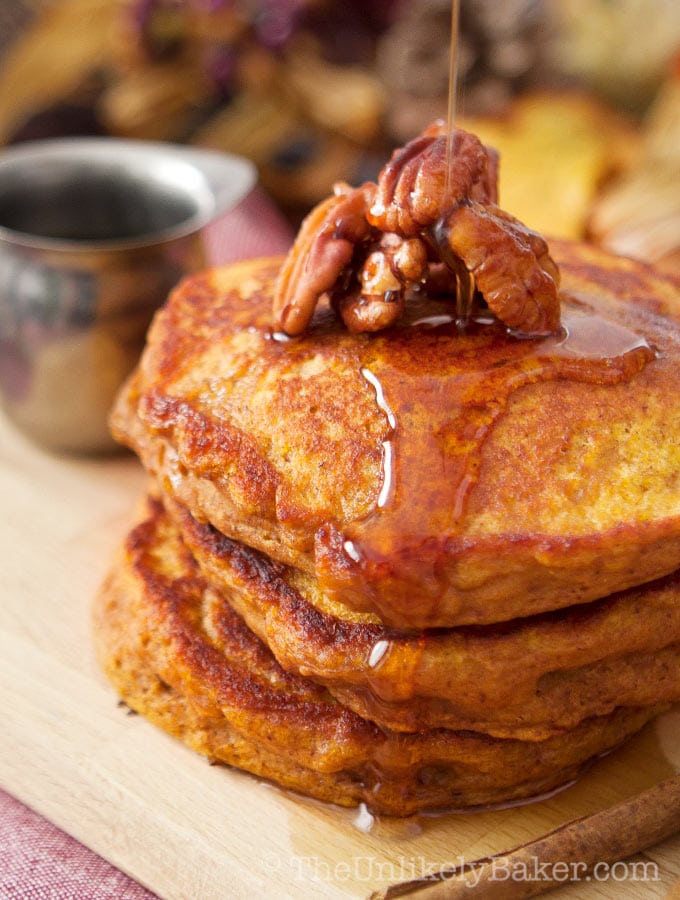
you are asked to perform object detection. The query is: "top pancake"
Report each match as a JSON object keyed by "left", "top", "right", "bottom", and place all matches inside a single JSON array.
[{"left": 112, "top": 240, "right": 680, "bottom": 628}]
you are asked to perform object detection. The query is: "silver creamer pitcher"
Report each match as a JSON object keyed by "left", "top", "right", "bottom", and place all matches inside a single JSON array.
[{"left": 0, "top": 138, "right": 255, "bottom": 453}]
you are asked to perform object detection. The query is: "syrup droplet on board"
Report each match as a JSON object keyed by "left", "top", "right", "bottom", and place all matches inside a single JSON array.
[
  {"left": 353, "top": 802, "right": 376, "bottom": 833},
  {"left": 317, "top": 298, "right": 655, "bottom": 624}
]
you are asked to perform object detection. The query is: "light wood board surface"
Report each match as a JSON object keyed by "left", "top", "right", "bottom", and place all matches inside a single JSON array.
[{"left": 1, "top": 410, "right": 680, "bottom": 899}]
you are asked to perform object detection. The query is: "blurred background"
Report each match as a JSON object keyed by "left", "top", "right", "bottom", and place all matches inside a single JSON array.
[{"left": 0, "top": 0, "right": 679, "bottom": 275}]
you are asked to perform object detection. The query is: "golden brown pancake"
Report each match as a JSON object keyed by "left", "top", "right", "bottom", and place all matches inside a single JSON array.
[
  {"left": 111, "top": 242, "right": 680, "bottom": 628},
  {"left": 164, "top": 489, "right": 680, "bottom": 741},
  {"left": 93, "top": 495, "right": 660, "bottom": 815}
]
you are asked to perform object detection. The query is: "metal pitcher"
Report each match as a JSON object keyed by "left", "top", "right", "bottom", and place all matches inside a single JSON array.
[{"left": 0, "top": 138, "right": 256, "bottom": 453}]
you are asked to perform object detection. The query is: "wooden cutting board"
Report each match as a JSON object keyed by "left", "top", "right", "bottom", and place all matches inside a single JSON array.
[{"left": 1, "top": 410, "right": 680, "bottom": 900}]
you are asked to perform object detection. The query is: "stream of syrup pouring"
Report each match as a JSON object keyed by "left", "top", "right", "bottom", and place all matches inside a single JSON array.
[
  {"left": 444, "top": 0, "right": 461, "bottom": 198},
  {"left": 445, "top": 0, "right": 475, "bottom": 326}
]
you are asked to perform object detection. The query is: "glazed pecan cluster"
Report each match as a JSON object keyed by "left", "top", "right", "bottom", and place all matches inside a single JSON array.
[{"left": 273, "top": 121, "right": 561, "bottom": 336}]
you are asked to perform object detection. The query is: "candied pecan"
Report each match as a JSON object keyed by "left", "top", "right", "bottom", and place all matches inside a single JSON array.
[
  {"left": 367, "top": 124, "right": 497, "bottom": 236},
  {"left": 332, "top": 288, "right": 406, "bottom": 333},
  {"left": 273, "top": 183, "right": 375, "bottom": 335},
  {"left": 436, "top": 201, "right": 561, "bottom": 334},
  {"left": 331, "top": 233, "right": 429, "bottom": 333}
]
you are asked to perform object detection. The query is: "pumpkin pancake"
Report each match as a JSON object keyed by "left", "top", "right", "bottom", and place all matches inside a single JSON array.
[
  {"left": 111, "top": 242, "right": 680, "bottom": 628},
  {"left": 162, "top": 489, "right": 680, "bottom": 741},
  {"left": 93, "top": 495, "right": 661, "bottom": 815}
]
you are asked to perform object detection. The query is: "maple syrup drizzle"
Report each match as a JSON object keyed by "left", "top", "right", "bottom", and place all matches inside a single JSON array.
[
  {"left": 318, "top": 300, "right": 656, "bottom": 623},
  {"left": 361, "top": 367, "right": 397, "bottom": 510}
]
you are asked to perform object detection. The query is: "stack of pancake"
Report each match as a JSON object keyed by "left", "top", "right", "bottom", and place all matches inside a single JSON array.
[{"left": 95, "top": 239, "right": 680, "bottom": 816}]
